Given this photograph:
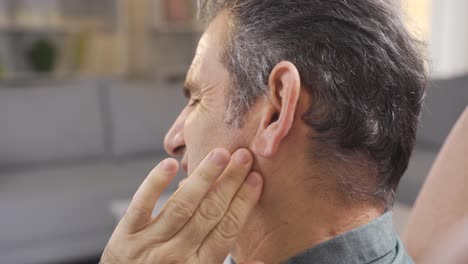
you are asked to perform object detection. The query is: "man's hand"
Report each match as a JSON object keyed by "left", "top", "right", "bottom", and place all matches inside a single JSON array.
[{"left": 100, "top": 148, "right": 264, "bottom": 264}]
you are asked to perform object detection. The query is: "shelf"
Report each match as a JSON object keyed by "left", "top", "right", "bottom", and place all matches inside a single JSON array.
[
  {"left": 0, "top": 72, "right": 66, "bottom": 85},
  {"left": 0, "top": 26, "right": 69, "bottom": 35},
  {"left": 0, "top": 72, "right": 121, "bottom": 87}
]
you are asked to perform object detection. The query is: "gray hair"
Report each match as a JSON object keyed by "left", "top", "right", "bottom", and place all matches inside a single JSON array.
[{"left": 198, "top": 0, "right": 427, "bottom": 208}]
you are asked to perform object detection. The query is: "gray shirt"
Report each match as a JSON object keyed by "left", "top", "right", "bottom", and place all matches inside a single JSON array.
[{"left": 230, "top": 212, "right": 414, "bottom": 264}]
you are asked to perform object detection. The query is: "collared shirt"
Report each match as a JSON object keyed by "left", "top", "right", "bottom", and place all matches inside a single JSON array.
[{"left": 229, "top": 212, "right": 414, "bottom": 264}]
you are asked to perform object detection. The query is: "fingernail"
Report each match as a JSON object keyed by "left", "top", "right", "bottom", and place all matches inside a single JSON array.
[
  {"left": 233, "top": 149, "right": 251, "bottom": 165},
  {"left": 210, "top": 149, "right": 229, "bottom": 166},
  {"left": 246, "top": 172, "right": 262, "bottom": 187}
]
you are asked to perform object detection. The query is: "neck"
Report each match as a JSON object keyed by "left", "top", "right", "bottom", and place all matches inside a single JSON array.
[{"left": 230, "top": 162, "right": 383, "bottom": 264}]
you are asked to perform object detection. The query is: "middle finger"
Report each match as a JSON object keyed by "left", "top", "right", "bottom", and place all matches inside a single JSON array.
[
  {"left": 150, "top": 148, "right": 231, "bottom": 240},
  {"left": 172, "top": 148, "right": 253, "bottom": 248}
]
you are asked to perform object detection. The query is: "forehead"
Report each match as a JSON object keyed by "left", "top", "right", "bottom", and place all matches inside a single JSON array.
[{"left": 186, "top": 12, "right": 230, "bottom": 88}]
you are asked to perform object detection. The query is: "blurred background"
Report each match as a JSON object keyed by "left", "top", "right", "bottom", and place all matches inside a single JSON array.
[{"left": 0, "top": 0, "right": 466, "bottom": 263}]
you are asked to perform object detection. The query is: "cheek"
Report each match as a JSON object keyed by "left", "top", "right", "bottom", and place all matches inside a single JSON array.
[
  {"left": 183, "top": 108, "right": 222, "bottom": 171},
  {"left": 184, "top": 106, "right": 225, "bottom": 144},
  {"left": 184, "top": 109, "right": 210, "bottom": 144},
  {"left": 223, "top": 130, "right": 252, "bottom": 151},
  {"left": 183, "top": 107, "right": 254, "bottom": 173}
]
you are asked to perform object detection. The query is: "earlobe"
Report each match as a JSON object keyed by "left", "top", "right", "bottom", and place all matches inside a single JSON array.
[{"left": 251, "top": 61, "right": 301, "bottom": 158}]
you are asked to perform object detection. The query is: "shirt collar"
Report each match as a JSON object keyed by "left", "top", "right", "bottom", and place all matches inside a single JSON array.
[
  {"left": 230, "top": 212, "right": 397, "bottom": 264},
  {"left": 283, "top": 211, "right": 397, "bottom": 264}
]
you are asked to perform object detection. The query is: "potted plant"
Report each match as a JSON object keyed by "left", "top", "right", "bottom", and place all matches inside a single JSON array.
[{"left": 26, "top": 38, "right": 57, "bottom": 73}]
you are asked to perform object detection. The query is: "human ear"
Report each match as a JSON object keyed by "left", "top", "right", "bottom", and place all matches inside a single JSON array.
[{"left": 251, "top": 61, "right": 301, "bottom": 158}]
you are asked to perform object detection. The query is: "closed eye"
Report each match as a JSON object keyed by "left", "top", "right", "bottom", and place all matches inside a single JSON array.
[{"left": 188, "top": 98, "right": 200, "bottom": 107}]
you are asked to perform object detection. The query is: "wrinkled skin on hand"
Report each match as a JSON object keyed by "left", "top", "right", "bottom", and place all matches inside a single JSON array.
[{"left": 100, "top": 148, "right": 264, "bottom": 264}]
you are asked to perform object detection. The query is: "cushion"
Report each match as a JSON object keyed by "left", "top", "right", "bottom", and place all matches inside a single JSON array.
[{"left": 0, "top": 79, "right": 105, "bottom": 166}]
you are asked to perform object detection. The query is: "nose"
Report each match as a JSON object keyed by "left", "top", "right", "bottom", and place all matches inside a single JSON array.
[{"left": 164, "top": 109, "right": 188, "bottom": 157}]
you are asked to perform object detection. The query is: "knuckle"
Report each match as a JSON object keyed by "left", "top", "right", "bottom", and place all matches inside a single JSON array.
[
  {"left": 196, "top": 168, "right": 215, "bottom": 187},
  {"left": 166, "top": 197, "right": 197, "bottom": 221},
  {"left": 216, "top": 213, "right": 242, "bottom": 241},
  {"left": 121, "top": 215, "right": 134, "bottom": 231},
  {"left": 152, "top": 244, "right": 188, "bottom": 264},
  {"left": 236, "top": 186, "right": 255, "bottom": 205},
  {"left": 130, "top": 199, "right": 151, "bottom": 216},
  {"left": 198, "top": 195, "right": 226, "bottom": 220},
  {"left": 227, "top": 159, "right": 248, "bottom": 173},
  {"left": 221, "top": 169, "right": 241, "bottom": 184},
  {"left": 121, "top": 203, "right": 150, "bottom": 231},
  {"left": 125, "top": 200, "right": 150, "bottom": 222}
]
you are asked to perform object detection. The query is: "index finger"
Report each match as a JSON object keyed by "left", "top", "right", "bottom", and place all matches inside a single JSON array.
[
  {"left": 120, "top": 158, "right": 179, "bottom": 233},
  {"left": 151, "top": 148, "right": 231, "bottom": 239}
]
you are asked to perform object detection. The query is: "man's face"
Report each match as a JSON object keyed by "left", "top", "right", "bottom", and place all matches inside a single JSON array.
[{"left": 164, "top": 14, "right": 255, "bottom": 175}]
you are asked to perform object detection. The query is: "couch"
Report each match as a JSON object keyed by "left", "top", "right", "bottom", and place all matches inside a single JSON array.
[
  {"left": 0, "top": 75, "right": 466, "bottom": 264},
  {"left": 0, "top": 79, "right": 186, "bottom": 264}
]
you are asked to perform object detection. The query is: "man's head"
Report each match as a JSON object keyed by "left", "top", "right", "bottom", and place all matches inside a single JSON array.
[{"left": 165, "top": 0, "right": 426, "bottom": 209}]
